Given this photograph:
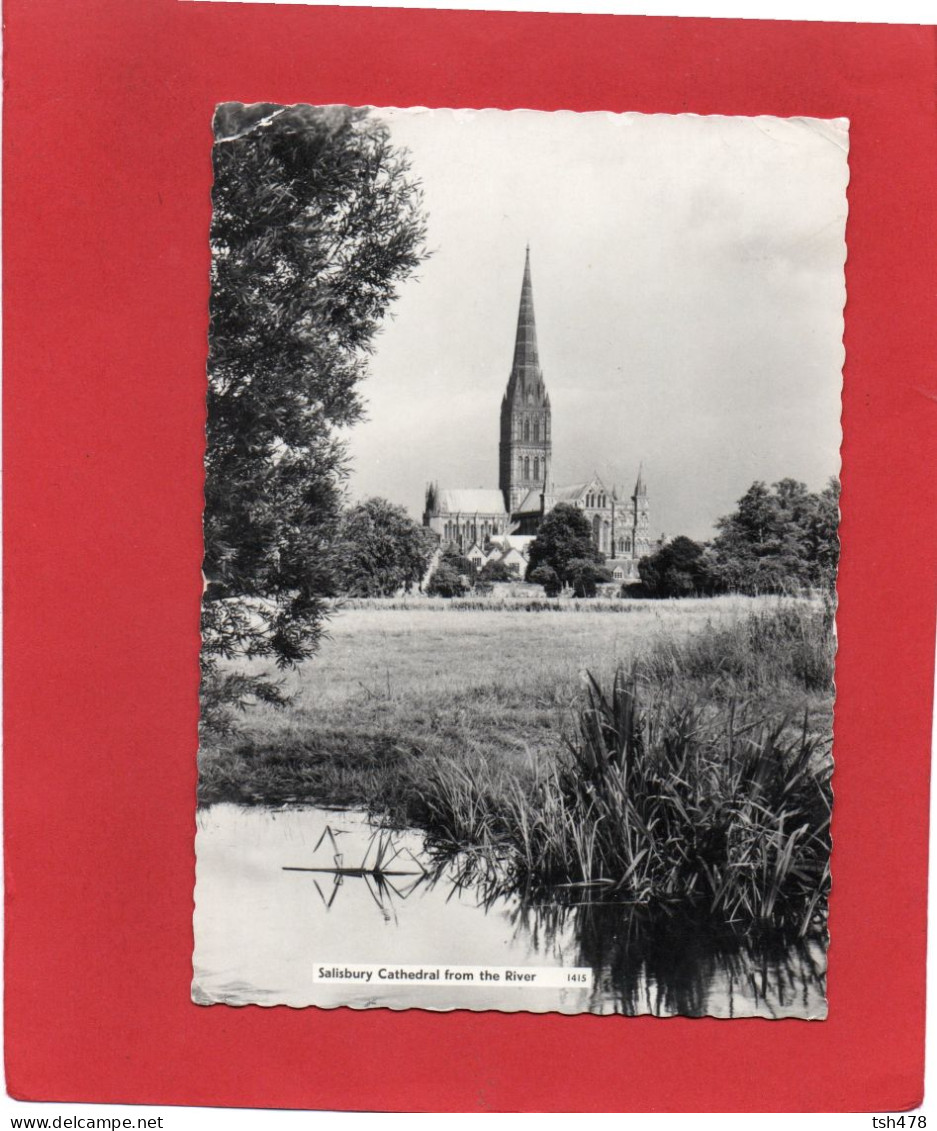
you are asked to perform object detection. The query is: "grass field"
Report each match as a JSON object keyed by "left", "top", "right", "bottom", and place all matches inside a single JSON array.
[{"left": 200, "top": 594, "right": 832, "bottom": 807}]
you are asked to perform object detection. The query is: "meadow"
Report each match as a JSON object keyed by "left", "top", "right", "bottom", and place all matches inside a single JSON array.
[{"left": 200, "top": 599, "right": 828, "bottom": 794}]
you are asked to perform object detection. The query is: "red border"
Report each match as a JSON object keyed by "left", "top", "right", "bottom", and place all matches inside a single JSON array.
[{"left": 4, "top": 0, "right": 935, "bottom": 1112}]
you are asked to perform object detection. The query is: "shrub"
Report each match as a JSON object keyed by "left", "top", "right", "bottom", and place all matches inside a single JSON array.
[
  {"left": 529, "top": 563, "right": 562, "bottom": 596},
  {"left": 479, "top": 559, "right": 514, "bottom": 583},
  {"left": 566, "top": 558, "right": 612, "bottom": 598},
  {"left": 426, "top": 561, "right": 468, "bottom": 598}
]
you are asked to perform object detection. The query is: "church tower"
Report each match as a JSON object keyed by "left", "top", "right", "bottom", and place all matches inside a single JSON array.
[
  {"left": 631, "top": 465, "right": 652, "bottom": 558},
  {"left": 499, "top": 248, "right": 552, "bottom": 514}
]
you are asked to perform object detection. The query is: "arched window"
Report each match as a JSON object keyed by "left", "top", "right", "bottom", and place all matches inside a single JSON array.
[
  {"left": 533, "top": 419, "right": 540, "bottom": 442},
  {"left": 524, "top": 419, "right": 530, "bottom": 442},
  {"left": 524, "top": 457, "right": 530, "bottom": 479},
  {"left": 600, "top": 494, "right": 606, "bottom": 508},
  {"left": 533, "top": 457, "right": 540, "bottom": 480},
  {"left": 625, "top": 537, "right": 632, "bottom": 554},
  {"left": 592, "top": 514, "right": 601, "bottom": 548}
]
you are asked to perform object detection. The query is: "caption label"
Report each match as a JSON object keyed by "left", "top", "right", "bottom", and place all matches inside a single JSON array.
[{"left": 314, "top": 964, "right": 592, "bottom": 988}]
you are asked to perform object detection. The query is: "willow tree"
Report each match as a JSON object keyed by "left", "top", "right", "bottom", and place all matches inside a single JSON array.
[{"left": 202, "top": 103, "right": 428, "bottom": 729}]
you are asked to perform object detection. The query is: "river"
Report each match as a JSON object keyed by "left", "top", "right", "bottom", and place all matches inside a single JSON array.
[{"left": 193, "top": 803, "right": 827, "bottom": 1017}]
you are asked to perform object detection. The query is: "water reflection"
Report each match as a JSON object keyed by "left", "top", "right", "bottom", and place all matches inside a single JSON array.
[
  {"left": 284, "top": 824, "right": 428, "bottom": 921},
  {"left": 193, "top": 804, "right": 827, "bottom": 1017},
  {"left": 505, "top": 897, "right": 826, "bottom": 1018},
  {"left": 417, "top": 852, "right": 827, "bottom": 1018}
]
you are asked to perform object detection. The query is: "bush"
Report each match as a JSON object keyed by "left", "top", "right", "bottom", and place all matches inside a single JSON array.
[
  {"left": 529, "top": 564, "right": 562, "bottom": 597},
  {"left": 479, "top": 559, "right": 513, "bottom": 583},
  {"left": 426, "top": 561, "right": 468, "bottom": 598},
  {"left": 567, "top": 558, "right": 612, "bottom": 598}
]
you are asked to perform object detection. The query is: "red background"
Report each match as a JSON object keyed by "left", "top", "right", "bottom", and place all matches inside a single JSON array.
[{"left": 4, "top": 0, "right": 936, "bottom": 1112}]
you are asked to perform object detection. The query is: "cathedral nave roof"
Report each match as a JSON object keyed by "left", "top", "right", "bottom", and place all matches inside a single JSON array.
[{"left": 433, "top": 488, "right": 508, "bottom": 515}]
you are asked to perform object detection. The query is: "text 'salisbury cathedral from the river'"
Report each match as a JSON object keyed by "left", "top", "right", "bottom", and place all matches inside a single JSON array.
[{"left": 423, "top": 248, "right": 652, "bottom": 580}]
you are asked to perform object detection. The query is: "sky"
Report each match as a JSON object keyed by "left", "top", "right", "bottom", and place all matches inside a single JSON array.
[{"left": 342, "top": 109, "right": 848, "bottom": 542}]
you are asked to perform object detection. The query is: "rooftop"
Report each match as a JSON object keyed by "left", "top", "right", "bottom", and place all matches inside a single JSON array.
[{"left": 433, "top": 488, "right": 507, "bottom": 515}]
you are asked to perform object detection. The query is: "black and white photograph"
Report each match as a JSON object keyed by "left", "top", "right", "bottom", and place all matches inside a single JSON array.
[{"left": 193, "top": 104, "right": 847, "bottom": 1017}]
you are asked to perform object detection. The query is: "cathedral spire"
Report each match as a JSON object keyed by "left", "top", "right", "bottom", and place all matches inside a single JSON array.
[
  {"left": 508, "top": 245, "right": 541, "bottom": 390},
  {"left": 633, "top": 463, "right": 647, "bottom": 498},
  {"left": 499, "top": 247, "right": 552, "bottom": 515}
]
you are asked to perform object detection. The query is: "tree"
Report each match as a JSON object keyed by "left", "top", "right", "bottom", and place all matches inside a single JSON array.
[
  {"left": 479, "top": 558, "right": 514, "bottom": 583},
  {"left": 439, "top": 545, "right": 476, "bottom": 581},
  {"left": 566, "top": 558, "right": 613, "bottom": 598},
  {"left": 201, "top": 103, "right": 428, "bottom": 729},
  {"left": 525, "top": 503, "right": 602, "bottom": 586},
  {"left": 638, "top": 536, "right": 718, "bottom": 598},
  {"left": 426, "top": 561, "right": 468, "bottom": 598},
  {"left": 710, "top": 478, "right": 840, "bottom": 594},
  {"left": 334, "top": 498, "right": 436, "bottom": 597},
  {"left": 529, "top": 563, "right": 562, "bottom": 597},
  {"left": 804, "top": 478, "right": 841, "bottom": 590}
]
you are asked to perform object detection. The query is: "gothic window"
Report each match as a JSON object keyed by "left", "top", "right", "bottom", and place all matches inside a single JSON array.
[
  {"left": 592, "top": 514, "right": 601, "bottom": 548},
  {"left": 533, "top": 419, "right": 540, "bottom": 442},
  {"left": 534, "top": 457, "right": 540, "bottom": 480},
  {"left": 524, "top": 419, "right": 530, "bottom": 442},
  {"left": 600, "top": 494, "right": 606, "bottom": 508},
  {"left": 524, "top": 457, "right": 530, "bottom": 479},
  {"left": 625, "top": 537, "right": 632, "bottom": 553}
]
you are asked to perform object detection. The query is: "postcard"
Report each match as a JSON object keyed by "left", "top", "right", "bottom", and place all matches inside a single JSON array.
[{"left": 193, "top": 104, "right": 847, "bottom": 1016}]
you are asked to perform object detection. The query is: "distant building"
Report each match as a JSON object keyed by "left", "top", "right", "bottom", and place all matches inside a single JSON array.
[{"left": 424, "top": 248, "right": 652, "bottom": 580}]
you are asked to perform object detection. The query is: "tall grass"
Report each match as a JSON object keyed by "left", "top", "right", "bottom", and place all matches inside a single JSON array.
[
  {"left": 340, "top": 595, "right": 644, "bottom": 613},
  {"left": 642, "top": 598, "right": 836, "bottom": 696},
  {"left": 337, "top": 593, "right": 784, "bottom": 615},
  {"left": 418, "top": 678, "right": 831, "bottom": 934},
  {"left": 413, "top": 603, "right": 834, "bottom": 935}
]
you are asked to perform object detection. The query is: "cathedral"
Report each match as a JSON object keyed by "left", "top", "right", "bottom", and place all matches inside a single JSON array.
[{"left": 423, "top": 249, "right": 652, "bottom": 582}]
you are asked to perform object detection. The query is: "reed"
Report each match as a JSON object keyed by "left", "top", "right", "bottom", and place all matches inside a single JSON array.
[{"left": 416, "top": 602, "right": 834, "bottom": 936}]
